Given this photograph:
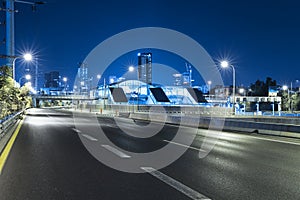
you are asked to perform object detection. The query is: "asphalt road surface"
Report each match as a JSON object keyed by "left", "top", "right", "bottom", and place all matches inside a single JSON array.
[{"left": 0, "top": 108, "right": 300, "bottom": 200}]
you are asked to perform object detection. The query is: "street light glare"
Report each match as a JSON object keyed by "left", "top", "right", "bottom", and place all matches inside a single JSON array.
[
  {"left": 220, "top": 60, "right": 229, "bottom": 68},
  {"left": 282, "top": 85, "right": 288, "bottom": 90},
  {"left": 23, "top": 53, "right": 33, "bottom": 61},
  {"left": 63, "top": 77, "right": 67, "bottom": 82},
  {"left": 128, "top": 66, "right": 135, "bottom": 72},
  {"left": 25, "top": 74, "right": 31, "bottom": 80}
]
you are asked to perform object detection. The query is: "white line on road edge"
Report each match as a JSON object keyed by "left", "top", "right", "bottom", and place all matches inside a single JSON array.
[
  {"left": 163, "top": 140, "right": 206, "bottom": 152},
  {"left": 141, "top": 167, "right": 210, "bottom": 200},
  {"left": 249, "top": 135, "right": 300, "bottom": 146},
  {"left": 101, "top": 145, "right": 131, "bottom": 158},
  {"left": 72, "top": 128, "right": 81, "bottom": 133},
  {"left": 80, "top": 134, "right": 98, "bottom": 141}
]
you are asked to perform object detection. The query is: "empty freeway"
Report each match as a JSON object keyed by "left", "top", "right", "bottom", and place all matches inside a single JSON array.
[{"left": 0, "top": 108, "right": 300, "bottom": 200}]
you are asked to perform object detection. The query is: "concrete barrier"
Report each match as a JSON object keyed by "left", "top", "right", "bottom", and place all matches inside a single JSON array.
[{"left": 129, "top": 112, "right": 300, "bottom": 139}]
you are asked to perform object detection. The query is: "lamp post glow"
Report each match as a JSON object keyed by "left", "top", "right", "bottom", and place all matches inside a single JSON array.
[
  {"left": 239, "top": 88, "right": 245, "bottom": 96},
  {"left": 221, "top": 60, "right": 236, "bottom": 114},
  {"left": 23, "top": 53, "right": 32, "bottom": 61},
  {"left": 12, "top": 53, "right": 32, "bottom": 83},
  {"left": 282, "top": 85, "right": 288, "bottom": 91},
  {"left": 128, "top": 66, "right": 135, "bottom": 72},
  {"left": 25, "top": 74, "right": 31, "bottom": 80},
  {"left": 18, "top": 74, "right": 31, "bottom": 86},
  {"left": 22, "top": 53, "right": 38, "bottom": 91}
]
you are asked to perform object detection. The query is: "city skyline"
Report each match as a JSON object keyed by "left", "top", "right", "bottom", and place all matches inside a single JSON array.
[{"left": 0, "top": 0, "right": 299, "bottom": 88}]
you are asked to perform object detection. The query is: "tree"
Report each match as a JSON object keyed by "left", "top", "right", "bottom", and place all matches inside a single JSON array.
[
  {"left": 281, "top": 90, "right": 289, "bottom": 111},
  {"left": 250, "top": 77, "right": 277, "bottom": 96},
  {"left": 0, "top": 65, "right": 32, "bottom": 119},
  {"left": 291, "top": 93, "right": 300, "bottom": 112}
]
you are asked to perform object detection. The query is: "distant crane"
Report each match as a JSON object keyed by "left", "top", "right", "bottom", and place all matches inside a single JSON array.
[{"left": 185, "top": 62, "right": 193, "bottom": 87}]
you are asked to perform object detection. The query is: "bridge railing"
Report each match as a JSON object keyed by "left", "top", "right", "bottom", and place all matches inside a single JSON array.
[{"left": 0, "top": 110, "right": 24, "bottom": 140}]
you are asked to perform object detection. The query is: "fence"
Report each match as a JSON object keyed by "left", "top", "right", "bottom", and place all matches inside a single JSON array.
[{"left": 0, "top": 110, "right": 24, "bottom": 140}]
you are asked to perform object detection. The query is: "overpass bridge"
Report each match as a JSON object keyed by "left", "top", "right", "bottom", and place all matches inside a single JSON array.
[
  {"left": 33, "top": 95, "right": 98, "bottom": 101},
  {"left": 31, "top": 95, "right": 102, "bottom": 107}
]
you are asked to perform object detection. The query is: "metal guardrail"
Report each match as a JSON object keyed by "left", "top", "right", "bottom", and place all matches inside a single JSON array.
[{"left": 0, "top": 110, "right": 24, "bottom": 140}]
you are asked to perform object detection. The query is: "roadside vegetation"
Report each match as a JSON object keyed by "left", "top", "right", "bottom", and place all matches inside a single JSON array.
[
  {"left": 249, "top": 77, "right": 300, "bottom": 112},
  {"left": 0, "top": 65, "right": 32, "bottom": 120}
]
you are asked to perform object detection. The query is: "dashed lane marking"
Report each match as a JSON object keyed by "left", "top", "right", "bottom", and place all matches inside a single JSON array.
[
  {"left": 163, "top": 140, "right": 206, "bottom": 152},
  {"left": 101, "top": 145, "right": 131, "bottom": 158},
  {"left": 141, "top": 167, "right": 210, "bottom": 200}
]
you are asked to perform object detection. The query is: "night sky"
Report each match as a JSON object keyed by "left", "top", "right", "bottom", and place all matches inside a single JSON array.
[{"left": 1, "top": 0, "right": 300, "bottom": 88}]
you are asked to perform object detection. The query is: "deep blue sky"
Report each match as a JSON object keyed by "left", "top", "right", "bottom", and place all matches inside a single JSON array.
[{"left": 1, "top": 0, "right": 300, "bottom": 88}]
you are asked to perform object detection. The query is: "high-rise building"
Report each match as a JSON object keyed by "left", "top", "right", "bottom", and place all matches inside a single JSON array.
[
  {"left": 138, "top": 53, "right": 152, "bottom": 84},
  {"left": 182, "top": 72, "right": 191, "bottom": 86},
  {"left": 78, "top": 62, "right": 88, "bottom": 82},
  {"left": 44, "top": 71, "right": 60, "bottom": 88},
  {"left": 173, "top": 73, "right": 182, "bottom": 86},
  {"left": 77, "top": 62, "right": 90, "bottom": 95}
]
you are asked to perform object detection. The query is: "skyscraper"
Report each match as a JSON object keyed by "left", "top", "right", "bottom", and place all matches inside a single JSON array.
[
  {"left": 138, "top": 53, "right": 152, "bottom": 84},
  {"left": 77, "top": 62, "right": 89, "bottom": 95},
  {"left": 44, "top": 71, "right": 59, "bottom": 88}
]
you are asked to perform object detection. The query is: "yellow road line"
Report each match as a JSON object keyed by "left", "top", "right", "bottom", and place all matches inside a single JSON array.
[{"left": 0, "top": 118, "right": 24, "bottom": 175}]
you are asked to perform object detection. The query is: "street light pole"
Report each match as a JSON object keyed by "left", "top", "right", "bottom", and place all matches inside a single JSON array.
[
  {"left": 6, "top": 0, "right": 15, "bottom": 66},
  {"left": 35, "top": 57, "right": 38, "bottom": 91},
  {"left": 12, "top": 56, "right": 19, "bottom": 81},
  {"left": 207, "top": 80, "right": 212, "bottom": 100},
  {"left": 11, "top": 53, "right": 32, "bottom": 84},
  {"left": 129, "top": 66, "right": 135, "bottom": 112},
  {"left": 63, "top": 77, "right": 68, "bottom": 95},
  {"left": 221, "top": 60, "right": 236, "bottom": 114},
  {"left": 5, "top": 0, "right": 45, "bottom": 66}
]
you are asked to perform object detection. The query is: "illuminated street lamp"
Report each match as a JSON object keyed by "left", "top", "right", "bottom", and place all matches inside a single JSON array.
[
  {"left": 128, "top": 65, "right": 139, "bottom": 112},
  {"left": 282, "top": 85, "right": 288, "bottom": 91},
  {"left": 12, "top": 53, "right": 32, "bottom": 83},
  {"left": 239, "top": 88, "right": 245, "bottom": 96},
  {"left": 221, "top": 60, "right": 236, "bottom": 114},
  {"left": 23, "top": 53, "right": 32, "bottom": 61},
  {"left": 128, "top": 66, "right": 135, "bottom": 72},
  {"left": 18, "top": 74, "right": 31, "bottom": 86},
  {"left": 25, "top": 74, "right": 31, "bottom": 80},
  {"left": 128, "top": 65, "right": 139, "bottom": 80},
  {"left": 63, "top": 77, "right": 68, "bottom": 94},
  {"left": 207, "top": 80, "right": 212, "bottom": 100}
]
